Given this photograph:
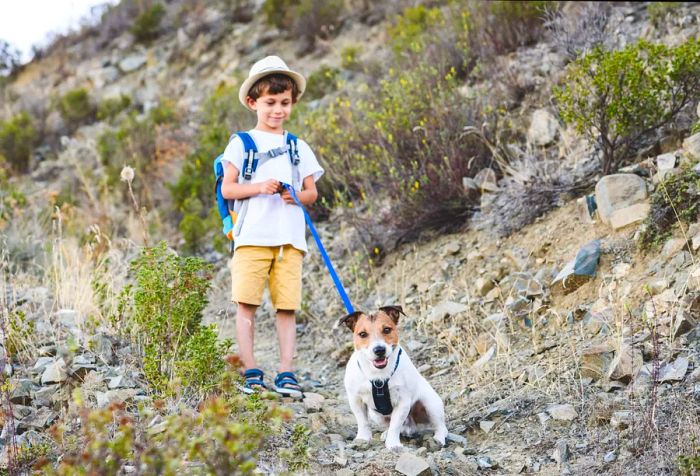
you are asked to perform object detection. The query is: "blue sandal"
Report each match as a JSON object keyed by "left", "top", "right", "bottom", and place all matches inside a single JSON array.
[
  {"left": 241, "top": 368, "right": 268, "bottom": 394},
  {"left": 273, "top": 372, "right": 303, "bottom": 398}
]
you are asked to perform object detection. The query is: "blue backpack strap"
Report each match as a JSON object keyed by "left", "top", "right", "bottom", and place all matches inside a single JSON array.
[
  {"left": 286, "top": 132, "right": 299, "bottom": 166},
  {"left": 237, "top": 131, "right": 258, "bottom": 181}
]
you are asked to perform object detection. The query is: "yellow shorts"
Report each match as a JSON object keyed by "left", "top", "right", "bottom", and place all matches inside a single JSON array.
[{"left": 230, "top": 245, "right": 304, "bottom": 311}]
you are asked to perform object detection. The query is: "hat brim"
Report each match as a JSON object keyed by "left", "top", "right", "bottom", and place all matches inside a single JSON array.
[{"left": 238, "top": 69, "right": 306, "bottom": 111}]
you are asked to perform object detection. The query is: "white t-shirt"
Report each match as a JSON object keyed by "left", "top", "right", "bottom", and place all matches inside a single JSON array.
[{"left": 221, "top": 129, "right": 324, "bottom": 253}]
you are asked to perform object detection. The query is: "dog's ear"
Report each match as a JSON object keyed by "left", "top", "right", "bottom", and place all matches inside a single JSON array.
[
  {"left": 338, "top": 311, "right": 364, "bottom": 331},
  {"left": 379, "top": 305, "right": 406, "bottom": 324}
]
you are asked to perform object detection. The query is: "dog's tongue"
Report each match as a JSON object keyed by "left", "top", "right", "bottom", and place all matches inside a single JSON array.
[{"left": 373, "top": 357, "right": 388, "bottom": 368}]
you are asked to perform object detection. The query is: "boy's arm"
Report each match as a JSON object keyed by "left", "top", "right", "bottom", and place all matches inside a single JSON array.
[
  {"left": 221, "top": 162, "right": 280, "bottom": 199},
  {"left": 280, "top": 175, "right": 318, "bottom": 206}
]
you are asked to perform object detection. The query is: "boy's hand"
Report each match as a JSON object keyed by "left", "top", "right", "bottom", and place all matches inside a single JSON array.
[
  {"left": 258, "top": 179, "right": 281, "bottom": 195},
  {"left": 280, "top": 188, "right": 296, "bottom": 205}
]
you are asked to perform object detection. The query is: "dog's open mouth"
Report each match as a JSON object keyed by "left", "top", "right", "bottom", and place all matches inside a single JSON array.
[{"left": 373, "top": 357, "right": 388, "bottom": 369}]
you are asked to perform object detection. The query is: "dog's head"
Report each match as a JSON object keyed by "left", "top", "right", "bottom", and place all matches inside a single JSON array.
[{"left": 338, "top": 306, "right": 405, "bottom": 369}]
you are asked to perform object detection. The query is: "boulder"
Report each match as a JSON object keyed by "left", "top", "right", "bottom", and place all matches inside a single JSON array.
[
  {"left": 594, "top": 174, "right": 648, "bottom": 226},
  {"left": 395, "top": 453, "right": 431, "bottom": 476},
  {"left": 581, "top": 344, "right": 614, "bottom": 380},
  {"left": 683, "top": 132, "right": 700, "bottom": 160},
  {"left": 658, "top": 356, "right": 689, "bottom": 382},
  {"left": 551, "top": 240, "right": 600, "bottom": 294},
  {"left": 427, "top": 300, "right": 467, "bottom": 324},
  {"left": 655, "top": 152, "right": 677, "bottom": 181},
  {"left": 473, "top": 168, "right": 499, "bottom": 192},
  {"left": 41, "top": 359, "right": 67, "bottom": 385},
  {"left": 546, "top": 404, "right": 578, "bottom": 421},
  {"left": 607, "top": 345, "right": 642, "bottom": 383},
  {"left": 527, "top": 109, "right": 559, "bottom": 146},
  {"left": 118, "top": 53, "right": 147, "bottom": 73},
  {"left": 609, "top": 203, "right": 650, "bottom": 230}
]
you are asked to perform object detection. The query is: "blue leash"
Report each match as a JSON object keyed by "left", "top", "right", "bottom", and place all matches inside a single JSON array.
[{"left": 281, "top": 183, "right": 355, "bottom": 314}]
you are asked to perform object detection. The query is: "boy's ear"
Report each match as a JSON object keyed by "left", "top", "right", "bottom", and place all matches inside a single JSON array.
[
  {"left": 246, "top": 96, "right": 257, "bottom": 110},
  {"left": 337, "top": 311, "right": 364, "bottom": 332},
  {"left": 379, "top": 305, "right": 405, "bottom": 324}
]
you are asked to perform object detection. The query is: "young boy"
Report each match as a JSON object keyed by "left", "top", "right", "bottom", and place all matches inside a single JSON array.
[{"left": 220, "top": 56, "right": 323, "bottom": 397}]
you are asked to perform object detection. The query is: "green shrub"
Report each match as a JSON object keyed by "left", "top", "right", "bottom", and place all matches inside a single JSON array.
[
  {"left": 388, "top": 5, "right": 444, "bottom": 55},
  {"left": 262, "top": 0, "right": 343, "bottom": 53},
  {"left": 97, "top": 100, "right": 177, "bottom": 205},
  {"left": 56, "top": 88, "right": 95, "bottom": 127},
  {"left": 639, "top": 167, "right": 700, "bottom": 250},
  {"left": 96, "top": 94, "right": 132, "bottom": 121},
  {"left": 170, "top": 83, "right": 249, "bottom": 253},
  {"left": 130, "top": 3, "right": 166, "bottom": 43},
  {"left": 0, "top": 39, "right": 21, "bottom": 77},
  {"left": 0, "top": 169, "right": 28, "bottom": 227},
  {"left": 340, "top": 45, "right": 362, "bottom": 71},
  {"left": 281, "top": 424, "right": 311, "bottom": 472},
  {"left": 304, "top": 65, "right": 340, "bottom": 100},
  {"left": 555, "top": 39, "right": 700, "bottom": 174},
  {"left": 294, "top": 63, "right": 490, "bottom": 254},
  {"left": 647, "top": 2, "right": 682, "bottom": 29},
  {"left": 0, "top": 112, "right": 38, "bottom": 174},
  {"left": 118, "top": 241, "right": 223, "bottom": 394},
  {"left": 45, "top": 386, "right": 289, "bottom": 475}
]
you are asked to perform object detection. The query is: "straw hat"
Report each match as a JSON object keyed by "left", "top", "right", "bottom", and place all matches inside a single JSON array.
[{"left": 238, "top": 55, "right": 306, "bottom": 111}]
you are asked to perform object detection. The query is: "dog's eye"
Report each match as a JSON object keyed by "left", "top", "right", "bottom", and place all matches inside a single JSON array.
[
  {"left": 383, "top": 327, "right": 392, "bottom": 334},
  {"left": 358, "top": 331, "right": 368, "bottom": 338}
]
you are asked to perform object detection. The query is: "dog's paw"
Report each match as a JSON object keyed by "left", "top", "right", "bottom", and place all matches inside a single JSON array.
[
  {"left": 433, "top": 434, "right": 447, "bottom": 447},
  {"left": 385, "top": 440, "right": 404, "bottom": 452}
]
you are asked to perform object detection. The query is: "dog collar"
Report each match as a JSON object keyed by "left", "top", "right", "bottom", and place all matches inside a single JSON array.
[{"left": 358, "top": 348, "right": 403, "bottom": 415}]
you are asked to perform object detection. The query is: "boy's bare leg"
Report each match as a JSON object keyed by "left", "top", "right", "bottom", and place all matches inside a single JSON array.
[
  {"left": 236, "top": 302, "right": 258, "bottom": 369},
  {"left": 276, "top": 309, "right": 296, "bottom": 372}
]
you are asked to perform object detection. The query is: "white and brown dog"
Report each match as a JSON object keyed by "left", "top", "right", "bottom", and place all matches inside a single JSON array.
[{"left": 339, "top": 306, "right": 448, "bottom": 450}]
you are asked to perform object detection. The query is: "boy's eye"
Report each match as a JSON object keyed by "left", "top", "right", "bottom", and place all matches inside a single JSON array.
[
  {"left": 358, "top": 331, "right": 368, "bottom": 338},
  {"left": 383, "top": 327, "right": 392, "bottom": 334}
]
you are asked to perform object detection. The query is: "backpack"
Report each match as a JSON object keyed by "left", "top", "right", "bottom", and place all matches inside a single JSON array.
[{"left": 214, "top": 131, "right": 301, "bottom": 244}]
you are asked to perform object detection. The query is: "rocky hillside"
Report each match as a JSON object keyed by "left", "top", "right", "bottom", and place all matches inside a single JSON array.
[{"left": 1, "top": 1, "right": 700, "bottom": 475}]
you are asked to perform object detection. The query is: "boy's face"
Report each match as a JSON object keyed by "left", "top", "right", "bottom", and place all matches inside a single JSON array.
[{"left": 247, "top": 88, "right": 293, "bottom": 133}]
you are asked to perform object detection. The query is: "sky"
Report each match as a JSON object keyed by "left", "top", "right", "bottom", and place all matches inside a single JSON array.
[{"left": 0, "top": 0, "right": 118, "bottom": 62}]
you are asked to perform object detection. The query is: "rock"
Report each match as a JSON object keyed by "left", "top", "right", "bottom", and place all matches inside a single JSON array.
[
  {"left": 19, "top": 407, "right": 58, "bottom": 431},
  {"left": 443, "top": 241, "right": 461, "bottom": 255},
  {"left": 656, "top": 152, "right": 677, "bottom": 180},
  {"left": 610, "top": 411, "right": 633, "bottom": 429},
  {"left": 472, "top": 346, "right": 496, "bottom": 368},
  {"left": 604, "top": 451, "right": 617, "bottom": 463},
  {"left": 475, "top": 333, "right": 495, "bottom": 356},
  {"left": 576, "top": 194, "right": 597, "bottom": 224},
  {"left": 646, "top": 278, "right": 669, "bottom": 295},
  {"left": 476, "top": 455, "right": 498, "bottom": 470},
  {"left": 546, "top": 404, "right": 578, "bottom": 421},
  {"left": 608, "top": 345, "right": 642, "bottom": 383},
  {"left": 609, "top": 203, "right": 650, "bottom": 230},
  {"left": 10, "top": 379, "right": 36, "bottom": 405},
  {"left": 658, "top": 356, "right": 689, "bottom": 382},
  {"left": 683, "top": 132, "right": 700, "bottom": 160},
  {"left": 335, "top": 470, "right": 354, "bottom": 476},
  {"left": 672, "top": 309, "right": 695, "bottom": 338},
  {"left": 480, "top": 420, "right": 496, "bottom": 433},
  {"left": 427, "top": 301, "right": 467, "bottom": 324},
  {"left": 662, "top": 238, "right": 689, "bottom": 258},
  {"left": 474, "top": 168, "right": 499, "bottom": 192},
  {"left": 474, "top": 276, "right": 495, "bottom": 296},
  {"left": 595, "top": 174, "right": 648, "bottom": 226},
  {"left": 108, "top": 375, "right": 136, "bottom": 390},
  {"left": 94, "top": 389, "right": 140, "bottom": 408},
  {"left": 32, "top": 385, "right": 59, "bottom": 407},
  {"left": 527, "top": 109, "right": 559, "bottom": 146},
  {"left": 581, "top": 344, "right": 614, "bottom": 380},
  {"left": 552, "top": 440, "right": 569, "bottom": 464},
  {"left": 462, "top": 176, "right": 479, "bottom": 192},
  {"left": 551, "top": 240, "right": 600, "bottom": 294},
  {"left": 446, "top": 432, "right": 467, "bottom": 445},
  {"left": 118, "top": 53, "right": 147, "bottom": 73},
  {"left": 41, "top": 359, "right": 67, "bottom": 385},
  {"left": 92, "top": 334, "right": 117, "bottom": 365},
  {"left": 303, "top": 392, "right": 325, "bottom": 413},
  {"left": 395, "top": 453, "right": 430, "bottom": 476}
]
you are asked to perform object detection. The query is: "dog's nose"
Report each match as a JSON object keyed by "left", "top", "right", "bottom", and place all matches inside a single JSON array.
[{"left": 373, "top": 345, "right": 386, "bottom": 357}]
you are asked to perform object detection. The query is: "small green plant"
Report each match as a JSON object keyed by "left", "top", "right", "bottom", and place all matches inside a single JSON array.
[
  {"left": 0, "top": 170, "right": 28, "bottom": 227},
  {"left": 5, "top": 309, "right": 36, "bottom": 359},
  {"left": 639, "top": 167, "right": 700, "bottom": 250},
  {"left": 281, "top": 423, "right": 311, "bottom": 472},
  {"left": 118, "top": 241, "right": 222, "bottom": 394},
  {"left": 44, "top": 362, "right": 292, "bottom": 475},
  {"left": 304, "top": 65, "right": 340, "bottom": 100},
  {"left": 130, "top": 3, "right": 166, "bottom": 44},
  {"left": 340, "top": 45, "right": 362, "bottom": 71},
  {"left": 388, "top": 5, "right": 444, "bottom": 55},
  {"left": 262, "top": 0, "right": 343, "bottom": 53},
  {"left": 0, "top": 112, "right": 38, "bottom": 174},
  {"left": 170, "top": 83, "right": 249, "bottom": 253},
  {"left": 647, "top": 2, "right": 682, "bottom": 29},
  {"left": 96, "top": 94, "right": 132, "bottom": 121},
  {"left": 56, "top": 88, "right": 95, "bottom": 128},
  {"left": 555, "top": 38, "right": 700, "bottom": 174}
]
